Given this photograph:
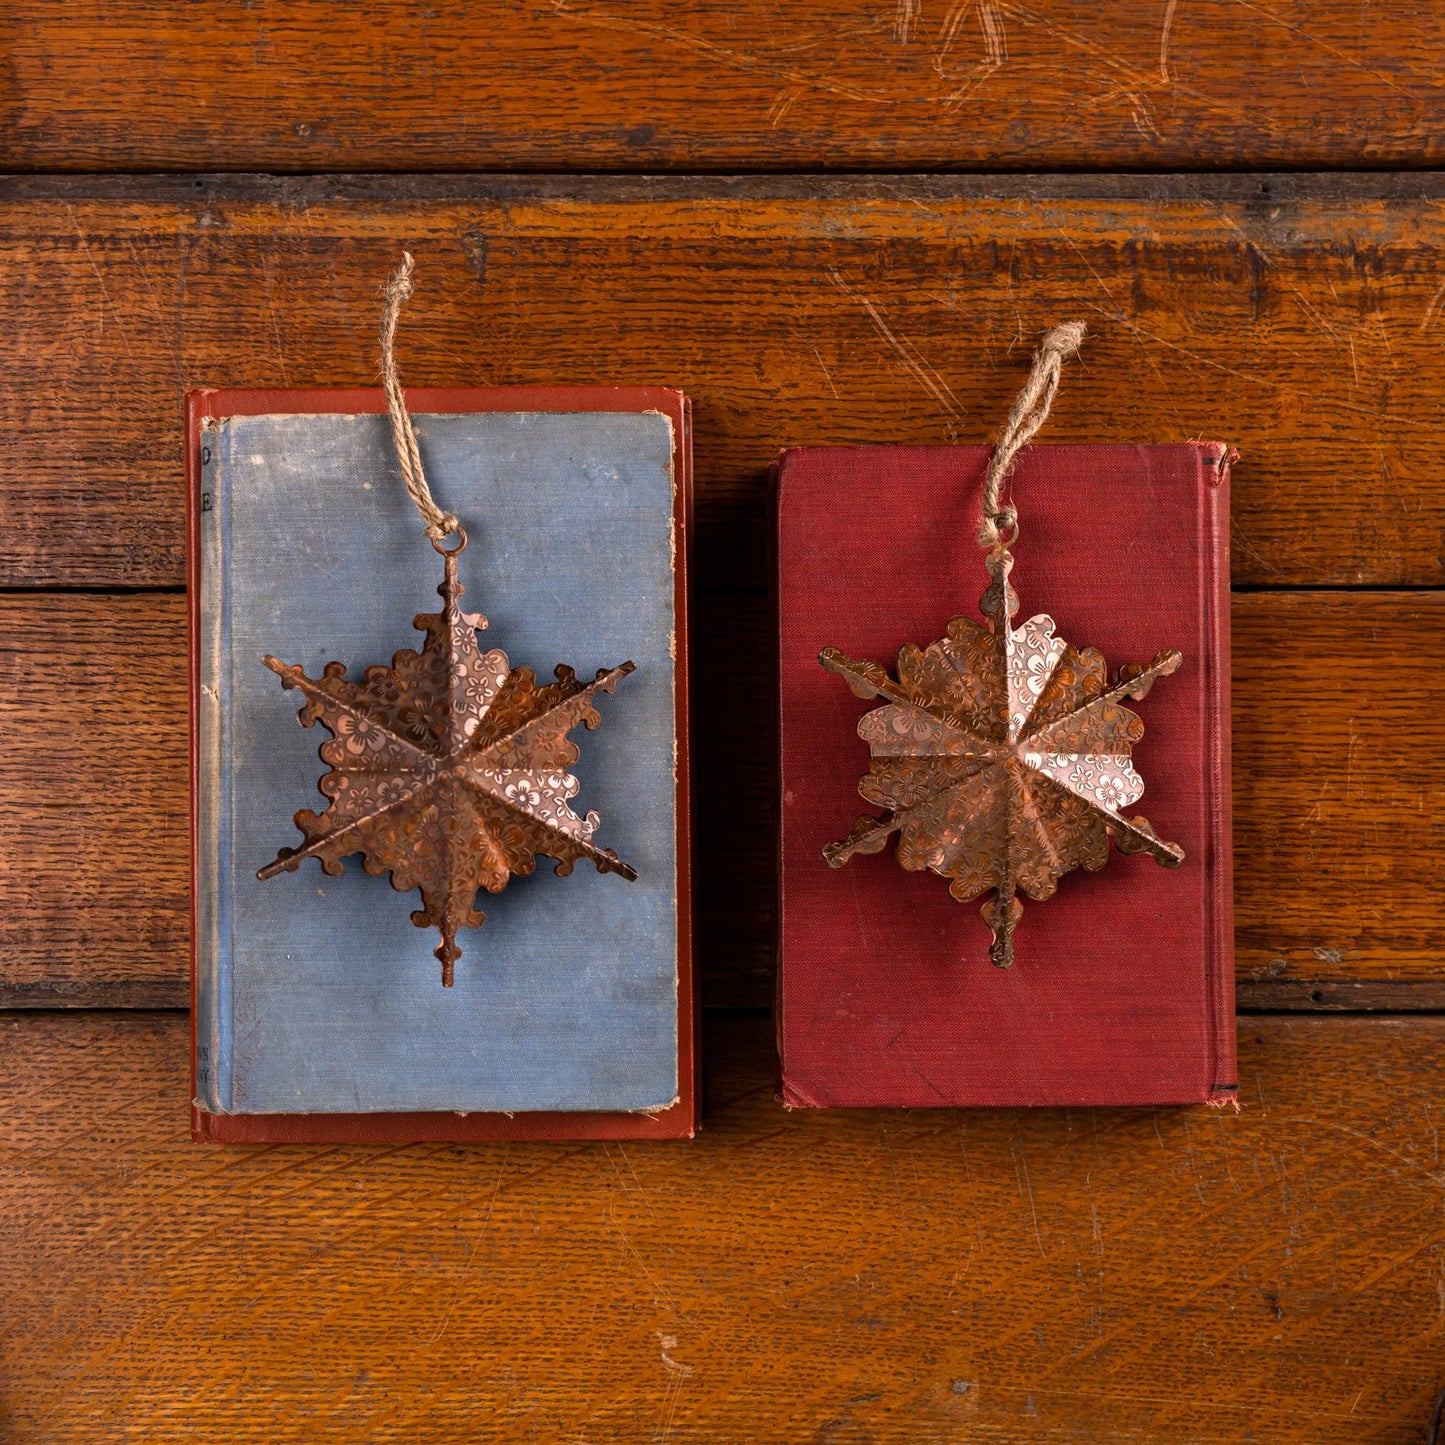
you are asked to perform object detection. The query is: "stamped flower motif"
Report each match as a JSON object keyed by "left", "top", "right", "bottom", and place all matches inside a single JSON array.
[
  {"left": 1005, "top": 615, "right": 1067, "bottom": 737},
  {"left": 1066, "top": 760, "right": 1142, "bottom": 810},
  {"left": 370, "top": 774, "right": 416, "bottom": 809},
  {"left": 333, "top": 711, "right": 389, "bottom": 755},
  {"left": 502, "top": 777, "right": 544, "bottom": 811}
]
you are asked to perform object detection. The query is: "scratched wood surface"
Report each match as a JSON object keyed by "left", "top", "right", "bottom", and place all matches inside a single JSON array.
[
  {"left": 3, "top": 2, "right": 1444, "bottom": 173},
  {"left": 4, "top": 1010, "right": 1445, "bottom": 1443},
  {"left": 2, "top": 589, "right": 1440, "bottom": 1009},
  {"left": 4, "top": 10, "right": 1445, "bottom": 1432},
  {"left": 2, "top": 175, "right": 1444, "bottom": 591}
]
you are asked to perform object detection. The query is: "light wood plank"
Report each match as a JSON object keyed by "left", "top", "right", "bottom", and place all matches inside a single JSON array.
[
  {"left": 2, "top": 1011, "right": 1444, "bottom": 1442},
  {"left": 1, "top": 591, "right": 1439, "bottom": 1006},
  {"left": 3, "top": 3, "right": 1444, "bottom": 171},
  {"left": 1, "top": 176, "right": 1443, "bottom": 588}
]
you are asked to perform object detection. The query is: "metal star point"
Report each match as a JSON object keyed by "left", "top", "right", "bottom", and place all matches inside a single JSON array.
[
  {"left": 258, "top": 535, "right": 637, "bottom": 986},
  {"left": 820, "top": 548, "right": 1184, "bottom": 968}
]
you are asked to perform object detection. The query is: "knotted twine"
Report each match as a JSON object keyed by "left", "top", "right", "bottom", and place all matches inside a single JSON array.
[
  {"left": 381, "top": 258, "right": 1083, "bottom": 552},
  {"left": 977, "top": 321, "right": 1087, "bottom": 549},
  {"left": 379, "top": 252, "right": 461, "bottom": 542}
]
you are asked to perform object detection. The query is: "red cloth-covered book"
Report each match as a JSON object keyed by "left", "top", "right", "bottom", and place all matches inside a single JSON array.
[{"left": 776, "top": 443, "right": 1236, "bottom": 1108}]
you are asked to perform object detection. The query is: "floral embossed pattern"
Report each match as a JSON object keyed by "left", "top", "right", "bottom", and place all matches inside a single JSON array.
[
  {"left": 820, "top": 549, "right": 1184, "bottom": 968},
  {"left": 258, "top": 540, "right": 636, "bottom": 985}
]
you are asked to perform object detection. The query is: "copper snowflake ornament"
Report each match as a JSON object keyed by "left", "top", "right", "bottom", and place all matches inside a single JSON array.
[
  {"left": 259, "top": 533, "right": 637, "bottom": 985},
  {"left": 821, "top": 546, "right": 1184, "bottom": 968}
]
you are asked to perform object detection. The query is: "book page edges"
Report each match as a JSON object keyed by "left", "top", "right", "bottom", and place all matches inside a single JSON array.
[
  {"left": 1200, "top": 441, "right": 1240, "bottom": 1107},
  {"left": 194, "top": 417, "right": 225, "bottom": 1114}
]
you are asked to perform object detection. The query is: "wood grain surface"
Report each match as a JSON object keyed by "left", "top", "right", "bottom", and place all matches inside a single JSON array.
[
  {"left": 4, "top": 1009, "right": 1445, "bottom": 1443},
  {"left": 3, "top": 0, "right": 1444, "bottom": 1434},
  {"left": 0, "top": 593, "right": 189, "bottom": 1007},
  {"left": 2, "top": 590, "right": 1438, "bottom": 1008},
  {"left": 2, "top": 175, "right": 1444, "bottom": 591},
  {"left": 3, "top": 2, "right": 1444, "bottom": 173}
]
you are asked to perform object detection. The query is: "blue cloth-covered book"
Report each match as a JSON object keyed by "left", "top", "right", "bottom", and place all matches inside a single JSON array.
[{"left": 188, "top": 387, "right": 695, "bottom": 1141}]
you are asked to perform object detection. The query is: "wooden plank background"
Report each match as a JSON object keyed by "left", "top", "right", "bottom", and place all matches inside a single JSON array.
[
  {"left": 3, "top": 3, "right": 1444, "bottom": 171},
  {"left": 3, "top": 175, "right": 1444, "bottom": 591},
  {"left": 2, "top": 8, "right": 1443, "bottom": 1442},
  {"left": 4, "top": 589, "right": 1442, "bottom": 1010},
  {"left": 7, "top": 1012, "right": 1445, "bottom": 1441}
]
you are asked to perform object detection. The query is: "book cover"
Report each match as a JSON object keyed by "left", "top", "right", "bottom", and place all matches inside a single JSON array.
[
  {"left": 189, "top": 387, "right": 695, "bottom": 1141},
  {"left": 776, "top": 443, "right": 1236, "bottom": 1109}
]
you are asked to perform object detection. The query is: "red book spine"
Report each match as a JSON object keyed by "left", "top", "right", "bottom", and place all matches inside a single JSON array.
[{"left": 1201, "top": 443, "right": 1238, "bottom": 1105}]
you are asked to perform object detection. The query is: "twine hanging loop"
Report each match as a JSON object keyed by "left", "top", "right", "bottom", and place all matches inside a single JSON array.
[
  {"left": 379, "top": 252, "right": 461, "bottom": 542},
  {"left": 977, "top": 321, "right": 1087, "bottom": 550}
]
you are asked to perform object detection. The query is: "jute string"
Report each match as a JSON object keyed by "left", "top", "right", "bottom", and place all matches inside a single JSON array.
[
  {"left": 977, "top": 321, "right": 1087, "bottom": 549},
  {"left": 380, "top": 252, "right": 460, "bottom": 541}
]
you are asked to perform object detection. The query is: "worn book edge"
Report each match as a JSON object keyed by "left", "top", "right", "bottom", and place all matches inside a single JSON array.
[
  {"left": 1200, "top": 441, "right": 1240, "bottom": 1109},
  {"left": 194, "top": 418, "right": 225, "bottom": 1112}
]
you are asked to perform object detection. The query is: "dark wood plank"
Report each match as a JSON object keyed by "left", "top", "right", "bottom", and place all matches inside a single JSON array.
[
  {"left": 1232, "top": 592, "right": 1445, "bottom": 998},
  {"left": 3, "top": 1009, "right": 1445, "bottom": 1442},
  {"left": 2, "top": 175, "right": 1444, "bottom": 590},
  {"left": 3, "top": 3, "right": 1445, "bottom": 172},
  {"left": 2, "top": 590, "right": 1439, "bottom": 1008},
  {"left": 0, "top": 594, "right": 191, "bottom": 1005},
  {"left": 1238, "top": 978, "right": 1445, "bottom": 1011}
]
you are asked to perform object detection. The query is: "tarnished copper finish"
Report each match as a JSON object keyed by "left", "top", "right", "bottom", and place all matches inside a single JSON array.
[
  {"left": 258, "top": 529, "right": 637, "bottom": 986},
  {"left": 821, "top": 544, "right": 1184, "bottom": 968}
]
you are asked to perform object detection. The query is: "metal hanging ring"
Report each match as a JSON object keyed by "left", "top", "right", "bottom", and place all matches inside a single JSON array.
[{"left": 431, "top": 525, "right": 468, "bottom": 556}]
